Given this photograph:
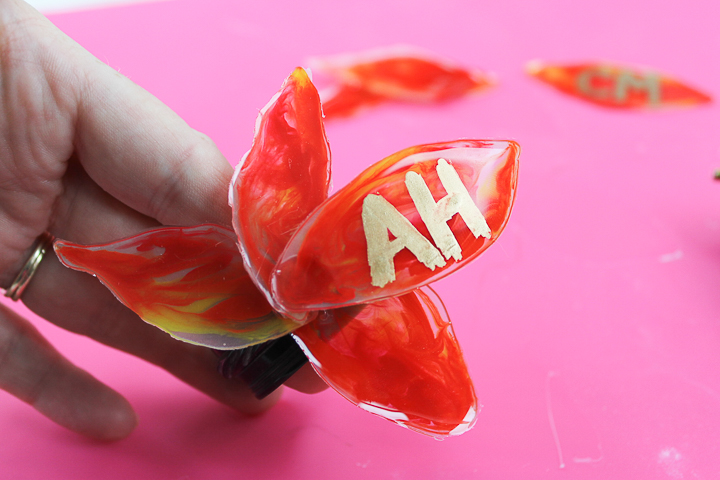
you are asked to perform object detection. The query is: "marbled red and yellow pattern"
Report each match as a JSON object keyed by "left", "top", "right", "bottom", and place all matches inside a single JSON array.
[
  {"left": 55, "top": 225, "right": 290, "bottom": 349},
  {"left": 230, "top": 67, "right": 330, "bottom": 319}
]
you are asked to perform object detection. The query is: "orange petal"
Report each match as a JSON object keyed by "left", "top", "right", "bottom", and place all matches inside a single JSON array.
[
  {"left": 230, "top": 67, "right": 331, "bottom": 318},
  {"left": 527, "top": 60, "right": 712, "bottom": 108},
  {"left": 272, "top": 140, "right": 520, "bottom": 311},
  {"left": 293, "top": 288, "right": 478, "bottom": 438},
  {"left": 55, "top": 225, "right": 297, "bottom": 349}
]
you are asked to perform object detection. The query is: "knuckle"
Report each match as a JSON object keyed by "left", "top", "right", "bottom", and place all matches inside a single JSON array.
[
  {"left": 0, "top": 310, "right": 23, "bottom": 376},
  {"left": 148, "top": 133, "right": 222, "bottom": 225}
]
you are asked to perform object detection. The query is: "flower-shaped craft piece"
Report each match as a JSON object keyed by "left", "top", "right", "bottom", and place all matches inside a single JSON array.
[
  {"left": 310, "top": 46, "right": 495, "bottom": 119},
  {"left": 55, "top": 68, "right": 520, "bottom": 438},
  {"left": 527, "top": 60, "right": 712, "bottom": 109}
]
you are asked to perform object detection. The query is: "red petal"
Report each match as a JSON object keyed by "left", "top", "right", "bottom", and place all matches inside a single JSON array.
[
  {"left": 54, "top": 225, "right": 298, "bottom": 349},
  {"left": 230, "top": 67, "right": 331, "bottom": 314},
  {"left": 527, "top": 60, "right": 712, "bottom": 108},
  {"left": 293, "top": 288, "right": 478, "bottom": 438},
  {"left": 311, "top": 46, "right": 494, "bottom": 119},
  {"left": 272, "top": 140, "right": 519, "bottom": 311},
  {"left": 319, "top": 84, "right": 386, "bottom": 119}
]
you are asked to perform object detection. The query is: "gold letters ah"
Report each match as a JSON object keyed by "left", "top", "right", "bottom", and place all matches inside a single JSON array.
[{"left": 362, "top": 159, "right": 490, "bottom": 288}]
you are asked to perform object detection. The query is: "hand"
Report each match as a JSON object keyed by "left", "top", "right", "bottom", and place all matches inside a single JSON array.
[{"left": 0, "top": 0, "right": 325, "bottom": 441}]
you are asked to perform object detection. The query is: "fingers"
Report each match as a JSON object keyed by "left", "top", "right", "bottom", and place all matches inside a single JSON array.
[
  {"left": 52, "top": 158, "right": 159, "bottom": 244},
  {"left": 2, "top": 0, "right": 234, "bottom": 231},
  {"left": 0, "top": 0, "right": 231, "bottom": 289},
  {"left": 74, "top": 77, "right": 235, "bottom": 227},
  {"left": 285, "top": 363, "right": 329, "bottom": 394},
  {"left": 20, "top": 168, "right": 283, "bottom": 414},
  {"left": 22, "top": 253, "right": 282, "bottom": 415},
  {"left": 0, "top": 302, "right": 137, "bottom": 440},
  {"left": 67, "top": 32, "right": 235, "bottom": 227},
  {"left": 1, "top": 2, "right": 322, "bottom": 423},
  {"left": 48, "top": 163, "right": 327, "bottom": 397}
]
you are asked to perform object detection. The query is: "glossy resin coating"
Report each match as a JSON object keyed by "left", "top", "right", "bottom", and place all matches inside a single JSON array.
[
  {"left": 55, "top": 225, "right": 292, "bottom": 349},
  {"left": 319, "top": 84, "right": 385, "bottom": 119},
  {"left": 54, "top": 69, "right": 520, "bottom": 438},
  {"left": 272, "top": 140, "right": 520, "bottom": 312},
  {"left": 311, "top": 46, "right": 494, "bottom": 118},
  {"left": 230, "top": 67, "right": 331, "bottom": 319},
  {"left": 293, "top": 288, "right": 478, "bottom": 438},
  {"left": 527, "top": 60, "right": 711, "bottom": 108}
]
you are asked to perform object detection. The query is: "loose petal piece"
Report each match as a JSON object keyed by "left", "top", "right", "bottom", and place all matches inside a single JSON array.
[
  {"left": 272, "top": 140, "right": 520, "bottom": 311},
  {"left": 527, "top": 60, "right": 711, "bottom": 109},
  {"left": 318, "top": 84, "right": 386, "bottom": 120},
  {"left": 292, "top": 288, "right": 477, "bottom": 438},
  {"left": 55, "top": 225, "right": 294, "bottom": 349},
  {"left": 230, "top": 67, "right": 331, "bottom": 318},
  {"left": 311, "top": 46, "right": 494, "bottom": 119}
]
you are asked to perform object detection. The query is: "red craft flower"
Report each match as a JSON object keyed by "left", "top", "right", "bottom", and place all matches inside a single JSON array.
[{"left": 55, "top": 68, "right": 520, "bottom": 438}]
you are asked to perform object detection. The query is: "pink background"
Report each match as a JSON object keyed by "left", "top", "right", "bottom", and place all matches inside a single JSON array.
[{"left": 2, "top": 0, "right": 719, "bottom": 478}]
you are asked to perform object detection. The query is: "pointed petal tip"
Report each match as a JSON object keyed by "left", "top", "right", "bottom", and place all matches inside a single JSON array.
[
  {"left": 474, "top": 69, "right": 498, "bottom": 89},
  {"left": 291, "top": 66, "right": 312, "bottom": 84},
  {"left": 53, "top": 240, "right": 72, "bottom": 268},
  {"left": 525, "top": 59, "right": 545, "bottom": 75},
  {"left": 445, "top": 404, "right": 480, "bottom": 437},
  {"left": 53, "top": 239, "right": 96, "bottom": 273}
]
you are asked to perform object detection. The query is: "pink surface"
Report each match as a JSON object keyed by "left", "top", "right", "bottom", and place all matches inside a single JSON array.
[{"left": 2, "top": 0, "right": 719, "bottom": 478}]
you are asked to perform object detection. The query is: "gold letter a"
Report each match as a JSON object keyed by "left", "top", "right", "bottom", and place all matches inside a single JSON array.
[{"left": 362, "top": 194, "right": 445, "bottom": 288}]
